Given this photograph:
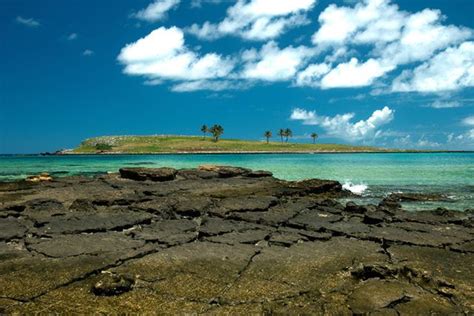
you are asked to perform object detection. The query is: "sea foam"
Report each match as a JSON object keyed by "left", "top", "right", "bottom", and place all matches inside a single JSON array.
[{"left": 342, "top": 181, "right": 368, "bottom": 195}]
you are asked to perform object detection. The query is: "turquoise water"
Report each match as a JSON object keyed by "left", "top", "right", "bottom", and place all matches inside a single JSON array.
[{"left": 1, "top": 153, "right": 473, "bottom": 211}]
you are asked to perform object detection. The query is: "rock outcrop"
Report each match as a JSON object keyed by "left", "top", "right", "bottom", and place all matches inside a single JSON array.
[{"left": 0, "top": 166, "right": 472, "bottom": 314}]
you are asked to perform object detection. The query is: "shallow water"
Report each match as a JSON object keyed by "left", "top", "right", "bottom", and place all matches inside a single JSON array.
[{"left": 1, "top": 153, "right": 473, "bottom": 211}]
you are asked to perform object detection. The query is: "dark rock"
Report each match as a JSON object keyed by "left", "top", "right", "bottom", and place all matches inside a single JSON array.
[
  {"left": 246, "top": 170, "right": 273, "bottom": 178},
  {"left": 177, "top": 169, "right": 219, "bottom": 180},
  {"left": 69, "top": 199, "right": 96, "bottom": 212},
  {"left": 290, "top": 179, "right": 343, "bottom": 195},
  {"left": 119, "top": 167, "right": 177, "bottom": 182},
  {"left": 27, "top": 233, "right": 145, "bottom": 257},
  {"left": 0, "top": 218, "right": 27, "bottom": 241},
  {"left": 388, "top": 192, "right": 448, "bottom": 202},
  {"left": 379, "top": 197, "right": 402, "bottom": 210},
  {"left": 344, "top": 201, "right": 371, "bottom": 214},
  {"left": 198, "top": 165, "right": 251, "bottom": 178},
  {"left": 0, "top": 166, "right": 472, "bottom": 314},
  {"left": 92, "top": 273, "right": 135, "bottom": 296}
]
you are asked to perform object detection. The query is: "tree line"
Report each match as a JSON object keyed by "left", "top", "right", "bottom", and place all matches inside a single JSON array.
[
  {"left": 264, "top": 129, "right": 318, "bottom": 144},
  {"left": 201, "top": 125, "right": 318, "bottom": 144}
]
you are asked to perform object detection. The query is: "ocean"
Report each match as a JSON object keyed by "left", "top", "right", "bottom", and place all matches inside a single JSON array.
[{"left": 1, "top": 152, "right": 473, "bottom": 211}]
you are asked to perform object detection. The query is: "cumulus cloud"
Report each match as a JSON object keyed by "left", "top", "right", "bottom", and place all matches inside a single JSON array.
[
  {"left": 135, "top": 0, "right": 180, "bottom": 22},
  {"left": 392, "top": 41, "right": 474, "bottom": 92},
  {"left": 320, "top": 58, "right": 394, "bottom": 88},
  {"left": 16, "top": 16, "right": 40, "bottom": 27},
  {"left": 290, "top": 106, "right": 394, "bottom": 141},
  {"left": 241, "top": 41, "right": 314, "bottom": 81},
  {"left": 187, "top": 0, "right": 316, "bottom": 41},
  {"left": 118, "top": 27, "right": 234, "bottom": 89},
  {"left": 463, "top": 115, "right": 474, "bottom": 126},
  {"left": 302, "top": 0, "right": 473, "bottom": 90}
]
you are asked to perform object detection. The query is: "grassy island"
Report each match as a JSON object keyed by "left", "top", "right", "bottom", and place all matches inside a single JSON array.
[{"left": 72, "top": 135, "right": 393, "bottom": 154}]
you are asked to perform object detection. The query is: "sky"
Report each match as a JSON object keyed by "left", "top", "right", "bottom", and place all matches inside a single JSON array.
[{"left": 1, "top": 0, "right": 473, "bottom": 153}]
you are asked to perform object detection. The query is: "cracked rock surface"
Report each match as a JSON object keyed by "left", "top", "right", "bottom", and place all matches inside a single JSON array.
[{"left": 0, "top": 166, "right": 472, "bottom": 314}]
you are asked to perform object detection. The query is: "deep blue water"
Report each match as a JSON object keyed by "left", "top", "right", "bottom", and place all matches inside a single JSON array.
[{"left": 1, "top": 153, "right": 473, "bottom": 210}]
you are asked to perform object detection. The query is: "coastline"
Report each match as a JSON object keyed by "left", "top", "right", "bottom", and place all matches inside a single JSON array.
[
  {"left": 61, "top": 150, "right": 474, "bottom": 155},
  {"left": 0, "top": 166, "right": 472, "bottom": 314}
]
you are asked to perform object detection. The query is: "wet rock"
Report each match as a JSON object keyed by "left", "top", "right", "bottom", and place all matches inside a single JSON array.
[
  {"left": 246, "top": 170, "right": 273, "bottom": 178},
  {"left": 388, "top": 192, "right": 448, "bottom": 202},
  {"left": 344, "top": 201, "right": 371, "bottom": 214},
  {"left": 119, "top": 167, "right": 177, "bottom": 182},
  {"left": 92, "top": 273, "right": 135, "bottom": 296},
  {"left": 290, "top": 179, "right": 343, "bottom": 195},
  {"left": 379, "top": 197, "right": 402, "bottom": 210}
]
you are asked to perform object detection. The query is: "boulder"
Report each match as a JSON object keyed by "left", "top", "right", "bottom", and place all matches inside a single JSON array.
[
  {"left": 198, "top": 165, "right": 251, "bottom": 178},
  {"left": 119, "top": 167, "right": 177, "bottom": 182}
]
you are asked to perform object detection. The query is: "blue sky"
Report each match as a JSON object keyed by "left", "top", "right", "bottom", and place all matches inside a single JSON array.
[{"left": 1, "top": 0, "right": 473, "bottom": 153}]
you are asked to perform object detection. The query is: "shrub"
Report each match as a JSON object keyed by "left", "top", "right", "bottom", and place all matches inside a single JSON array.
[{"left": 95, "top": 143, "right": 113, "bottom": 151}]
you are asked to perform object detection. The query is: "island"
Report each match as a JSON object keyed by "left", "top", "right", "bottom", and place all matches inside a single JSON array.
[
  {"left": 70, "top": 135, "right": 395, "bottom": 154},
  {"left": 0, "top": 166, "right": 472, "bottom": 314}
]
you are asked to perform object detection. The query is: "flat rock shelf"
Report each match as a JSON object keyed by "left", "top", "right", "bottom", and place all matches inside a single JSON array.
[{"left": 0, "top": 166, "right": 473, "bottom": 314}]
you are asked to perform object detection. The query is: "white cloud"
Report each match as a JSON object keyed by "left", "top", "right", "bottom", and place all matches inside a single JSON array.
[
  {"left": 296, "top": 63, "right": 331, "bottom": 87},
  {"left": 16, "top": 16, "right": 40, "bottom": 27},
  {"left": 187, "top": 0, "right": 316, "bottom": 41},
  {"left": 67, "top": 33, "right": 78, "bottom": 40},
  {"left": 290, "top": 106, "right": 394, "bottom": 141},
  {"left": 312, "top": 0, "right": 405, "bottom": 46},
  {"left": 463, "top": 115, "right": 474, "bottom": 126},
  {"left": 241, "top": 41, "right": 313, "bottom": 81},
  {"left": 392, "top": 41, "right": 474, "bottom": 93},
  {"left": 378, "top": 9, "right": 472, "bottom": 66},
  {"left": 135, "top": 0, "right": 180, "bottom": 22},
  {"left": 426, "top": 100, "right": 461, "bottom": 109},
  {"left": 320, "top": 58, "right": 394, "bottom": 88},
  {"left": 83, "top": 49, "right": 94, "bottom": 56},
  {"left": 190, "top": 0, "right": 225, "bottom": 8},
  {"left": 171, "top": 80, "right": 249, "bottom": 92},
  {"left": 309, "top": 0, "right": 472, "bottom": 92},
  {"left": 118, "top": 27, "right": 234, "bottom": 87}
]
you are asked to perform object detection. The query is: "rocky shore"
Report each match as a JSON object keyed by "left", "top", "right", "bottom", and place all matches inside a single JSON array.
[{"left": 0, "top": 166, "right": 472, "bottom": 314}]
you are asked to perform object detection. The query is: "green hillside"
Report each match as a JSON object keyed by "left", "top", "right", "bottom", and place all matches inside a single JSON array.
[{"left": 72, "top": 135, "right": 393, "bottom": 154}]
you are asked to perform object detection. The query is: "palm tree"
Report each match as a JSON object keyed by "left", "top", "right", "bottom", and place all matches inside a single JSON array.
[
  {"left": 311, "top": 132, "right": 318, "bottom": 144},
  {"left": 284, "top": 128, "right": 292, "bottom": 143},
  {"left": 209, "top": 124, "right": 224, "bottom": 142},
  {"left": 278, "top": 129, "right": 285, "bottom": 143},
  {"left": 264, "top": 131, "right": 272, "bottom": 144},
  {"left": 200, "top": 125, "right": 208, "bottom": 140}
]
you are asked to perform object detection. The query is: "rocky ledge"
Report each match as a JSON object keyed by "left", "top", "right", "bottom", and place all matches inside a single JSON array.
[{"left": 0, "top": 166, "right": 472, "bottom": 314}]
